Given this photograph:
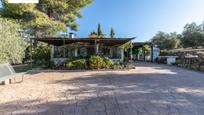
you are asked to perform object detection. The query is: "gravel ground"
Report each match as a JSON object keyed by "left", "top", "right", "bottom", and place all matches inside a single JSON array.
[{"left": 0, "top": 62, "right": 204, "bottom": 115}]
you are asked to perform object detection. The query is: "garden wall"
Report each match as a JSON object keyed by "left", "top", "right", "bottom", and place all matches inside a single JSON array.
[{"left": 160, "top": 48, "right": 204, "bottom": 72}]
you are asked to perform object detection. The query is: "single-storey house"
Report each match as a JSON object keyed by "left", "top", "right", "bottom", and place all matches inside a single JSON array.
[
  {"left": 132, "top": 42, "right": 154, "bottom": 62},
  {"left": 34, "top": 37, "right": 135, "bottom": 65}
]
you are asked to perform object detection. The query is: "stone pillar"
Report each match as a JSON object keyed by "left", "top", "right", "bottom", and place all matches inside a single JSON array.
[
  {"left": 151, "top": 45, "right": 154, "bottom": 62},
  {"left": 74, "top": 48, "right": 78, "bottom": 57},
  {"left": 143, "top": 47, "right": 146, "bottom": 61},
  {"left": 136, "top": 48, "right": 138, "bottom": 60},
  {"left": 110, "top": 47, "right": 113, "bottom": 58},
  {"left": 51, "top": 46, "right": 54, "bottom": 59},
  {"left": 130, "top": 47, "right": 133, "bottom": 61},
  {"left": 30, "top": 38, "right": 33, "bottom": 69},
  {"left": 95, "top": 44, "right": 99, "bottom": 55},
  {"left": 63, "top": 39, "right": 66, "bottom": 58},
  {"left": 120, "top": 47, "right": 124, "bottom": 62}
]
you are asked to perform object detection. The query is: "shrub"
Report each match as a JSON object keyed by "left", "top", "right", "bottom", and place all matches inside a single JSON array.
[
  {"left": 171, "top": 62, "right": 177, "bottom": 66},
  {"left": 35, "top": 59, "right": 54, "bottom": 68},
  {"left": 66, "top": 59, "right": 87, "bottom": 70},
  {"left": 32, "top": 45, "right": 51, "bottom": 62},
  {"left": 36, "top": 60, "right": 47, "bottom": 67},
  {"left": 88, "top": 55, "right": 105, "bottom": 69},
  {"left": 155, "top": 57, "right": 167, "bottom": 64},
  {"left": 48, "top": 60, "right": 54, "bottom": 68},
  {"left": 66, "top": 56, "right": 113, "bottom": 70},
  {"left": 113, "top": 64, "right": 125, "bottom": 70},
  {"left": 103, "top": 57, "right": 113, "bottom": 68},
  {"left": 124, "top": 57, "right": 129, "bottom": 62},
  {"left": 125, "top": 64, "right": 134, "bottom": 70},
  {"left": 31, "top": 45, "right": 52, "bottom": 67}
]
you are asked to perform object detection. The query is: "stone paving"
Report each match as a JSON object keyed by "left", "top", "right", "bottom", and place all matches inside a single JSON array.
[{"left": 0, "top": 63, "right": 204, "bottom": 115}]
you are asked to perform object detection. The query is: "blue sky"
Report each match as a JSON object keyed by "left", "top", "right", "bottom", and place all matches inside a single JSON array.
[
  {"left": 1, "top": 0, "right": 204, "bottom": 42},
  {"left": 75, "top": 0, "right": 204, "bottom": 41}
]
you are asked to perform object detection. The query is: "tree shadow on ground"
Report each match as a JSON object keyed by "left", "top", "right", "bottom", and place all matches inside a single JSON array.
[{"left": 1, "top": 63, "right": 204, "bottom": 115}]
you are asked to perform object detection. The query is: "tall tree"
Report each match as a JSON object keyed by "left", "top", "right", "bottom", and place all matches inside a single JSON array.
[
  {"left": 89, "top": 24, "right": 104, "bottom": 38},
  {"left": 151, "top": 31, "right": 181, "bottom": 50},
  {"left": 181, "top": 22, "right": 204, "bottom": 48},
  {"left": 0, "top": 18, "right": 26, "bottom": 64},
  {"left": 169, "top": 32, "right": 182, "bottom": 49},
  {"left": 110, "top": 27, "right": 115, "bottom": 38},
  {"left": 97, "top": 23, "right": 104, "bottom": 38},
  {"left": 1, "top": 0, "right": 94, "bottom": 37},
  {"left": 151, "top": 31, "right": 169, "bottom": 50}
]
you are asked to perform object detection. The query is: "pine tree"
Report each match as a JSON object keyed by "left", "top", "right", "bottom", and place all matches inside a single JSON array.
[
  {"left": 97, "top": 24, "right": 104, "bottom": 38},
  {"left": 1, "top": 0, "right": 94, "bottom": 36},
  {"left": 110, "top": 27, "right": 115, "bottom": 38}
]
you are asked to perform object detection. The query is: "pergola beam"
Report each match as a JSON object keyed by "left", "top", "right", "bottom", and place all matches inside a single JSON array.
[{"left": 35, "top": 38, "right": 135, "bottom": 46}]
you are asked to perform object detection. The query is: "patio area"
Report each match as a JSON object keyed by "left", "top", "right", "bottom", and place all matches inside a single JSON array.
[{"left": 1, "top": 62, "right": 204, "bottom": 115}]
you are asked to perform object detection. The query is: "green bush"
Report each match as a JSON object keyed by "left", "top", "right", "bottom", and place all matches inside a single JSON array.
[
  {"left": 66, "top": 59, "right": 87, "bottom": 70},
  {"left": 64, "top": 55, "right": 133, "bottom": 70},
  {"left": 125, "top": 64, "right": 133, "bottom": 70},
  {"left": 171, "top": 62, "right": 177, "bottom": 66},
  {"left": 112, "top": 63, "right": 133, "bottom": 70},
  {"left": 31, "top": 45, "right": 52, "bottom": 67},
  {"left": 155, "top": 57, "right": 167, "bottom": 64},
  {"left": 88, "top": 55, "right": 105, "bottom": 69},
  {"left": 103, "top": 57, "right": 113, "bottom": 68},
  {"left": 36, "top": 60, "right": 47, "bottom": 66},
  {"left": 48, "top": 60, "right": 54, "bottom": 68},
  {"left": 113, "top": 64, "right": 125, "bottom": 70},
  {"left": 123, "top": 57, "right": 128, "bottom": 62},
  {"left": 32, "top": 45, "right": 51, "bottom": 61},
  {"left": 0, "top": 18, "right": 27, "bottom": 64},
  {"left": 35, "top": 59, "right": 54, "bottom": 68},
  {"left": 66, "top": 56, "right": 113, "bottom": 70}
]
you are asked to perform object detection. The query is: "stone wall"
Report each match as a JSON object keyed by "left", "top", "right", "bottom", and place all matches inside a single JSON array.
[{"left": 161, "top": 48, "right": 204, "bottom": 72}]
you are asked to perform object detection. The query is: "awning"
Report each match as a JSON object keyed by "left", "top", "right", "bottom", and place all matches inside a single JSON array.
[
  {"left": 34, "top": 37, "right": 135, "bottom": 46},
  {"left": 133, "top": 42, "right": 153, "bottom": 48}
]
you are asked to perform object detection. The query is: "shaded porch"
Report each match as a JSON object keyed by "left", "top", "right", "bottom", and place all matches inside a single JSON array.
[
  {"left": 35, "top": 37, "right": 135, "bottom": 64},
  {"left": 132, "top": 42, "right": 154, "bottom": 62}
]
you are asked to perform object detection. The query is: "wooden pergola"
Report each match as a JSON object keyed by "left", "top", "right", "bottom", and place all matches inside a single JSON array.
[
  {"left": 34, "top": 37, "right": 134, "bottom": 55},
  {"left": 29, "top": 37, "right": 135, "bottom": 68},
  {"left": 133, "top": 42, "right": 154, "bottom": 62},
  {"left": 34, "top": 37, "right": 134, "bottom": 46}
]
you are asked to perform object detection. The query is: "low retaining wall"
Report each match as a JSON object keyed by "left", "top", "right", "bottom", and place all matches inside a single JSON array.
[
  {"left": 12, "top": 64, "right": 30, "bottom": 72},
  {"left": 176, "top": 58, "right": 204, "bottom": 72},
  {"left": 155, "top": 57, "right": 204, "bottom": 72}
]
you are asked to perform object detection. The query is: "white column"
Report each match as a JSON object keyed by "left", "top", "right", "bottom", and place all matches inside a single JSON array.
[
  {"left": 74, "top": 48, "right": 78, "bottom": 57},
  {"left": 63, "top": 39, "right": 66, "bottom": 58},
  {"left": 51, "top": 46, "right": 54, "bottom": 59},
  {"left": 130, "top": 47, "right": 133, "bottom": 60},
  {"left": 110, "top": 47, "right": 113, "bottom": 58},
  {"left": 120, "top": 47, "right": 124, "bottom": 62},
  {"left": 95, "top": 44, "right": 99, "bottom": 54}
]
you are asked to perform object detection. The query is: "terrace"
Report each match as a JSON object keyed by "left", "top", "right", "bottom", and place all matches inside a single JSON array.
[
  {"left": 1, "top": 63, "right": 204, "bottom": 114},
  {"left": 34, "top": 37, "right": 135, "bottom": 64}
]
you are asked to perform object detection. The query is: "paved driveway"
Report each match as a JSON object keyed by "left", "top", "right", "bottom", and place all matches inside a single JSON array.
[{"left": 0, "top": 63, "right": 204, "bottom": 115}]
